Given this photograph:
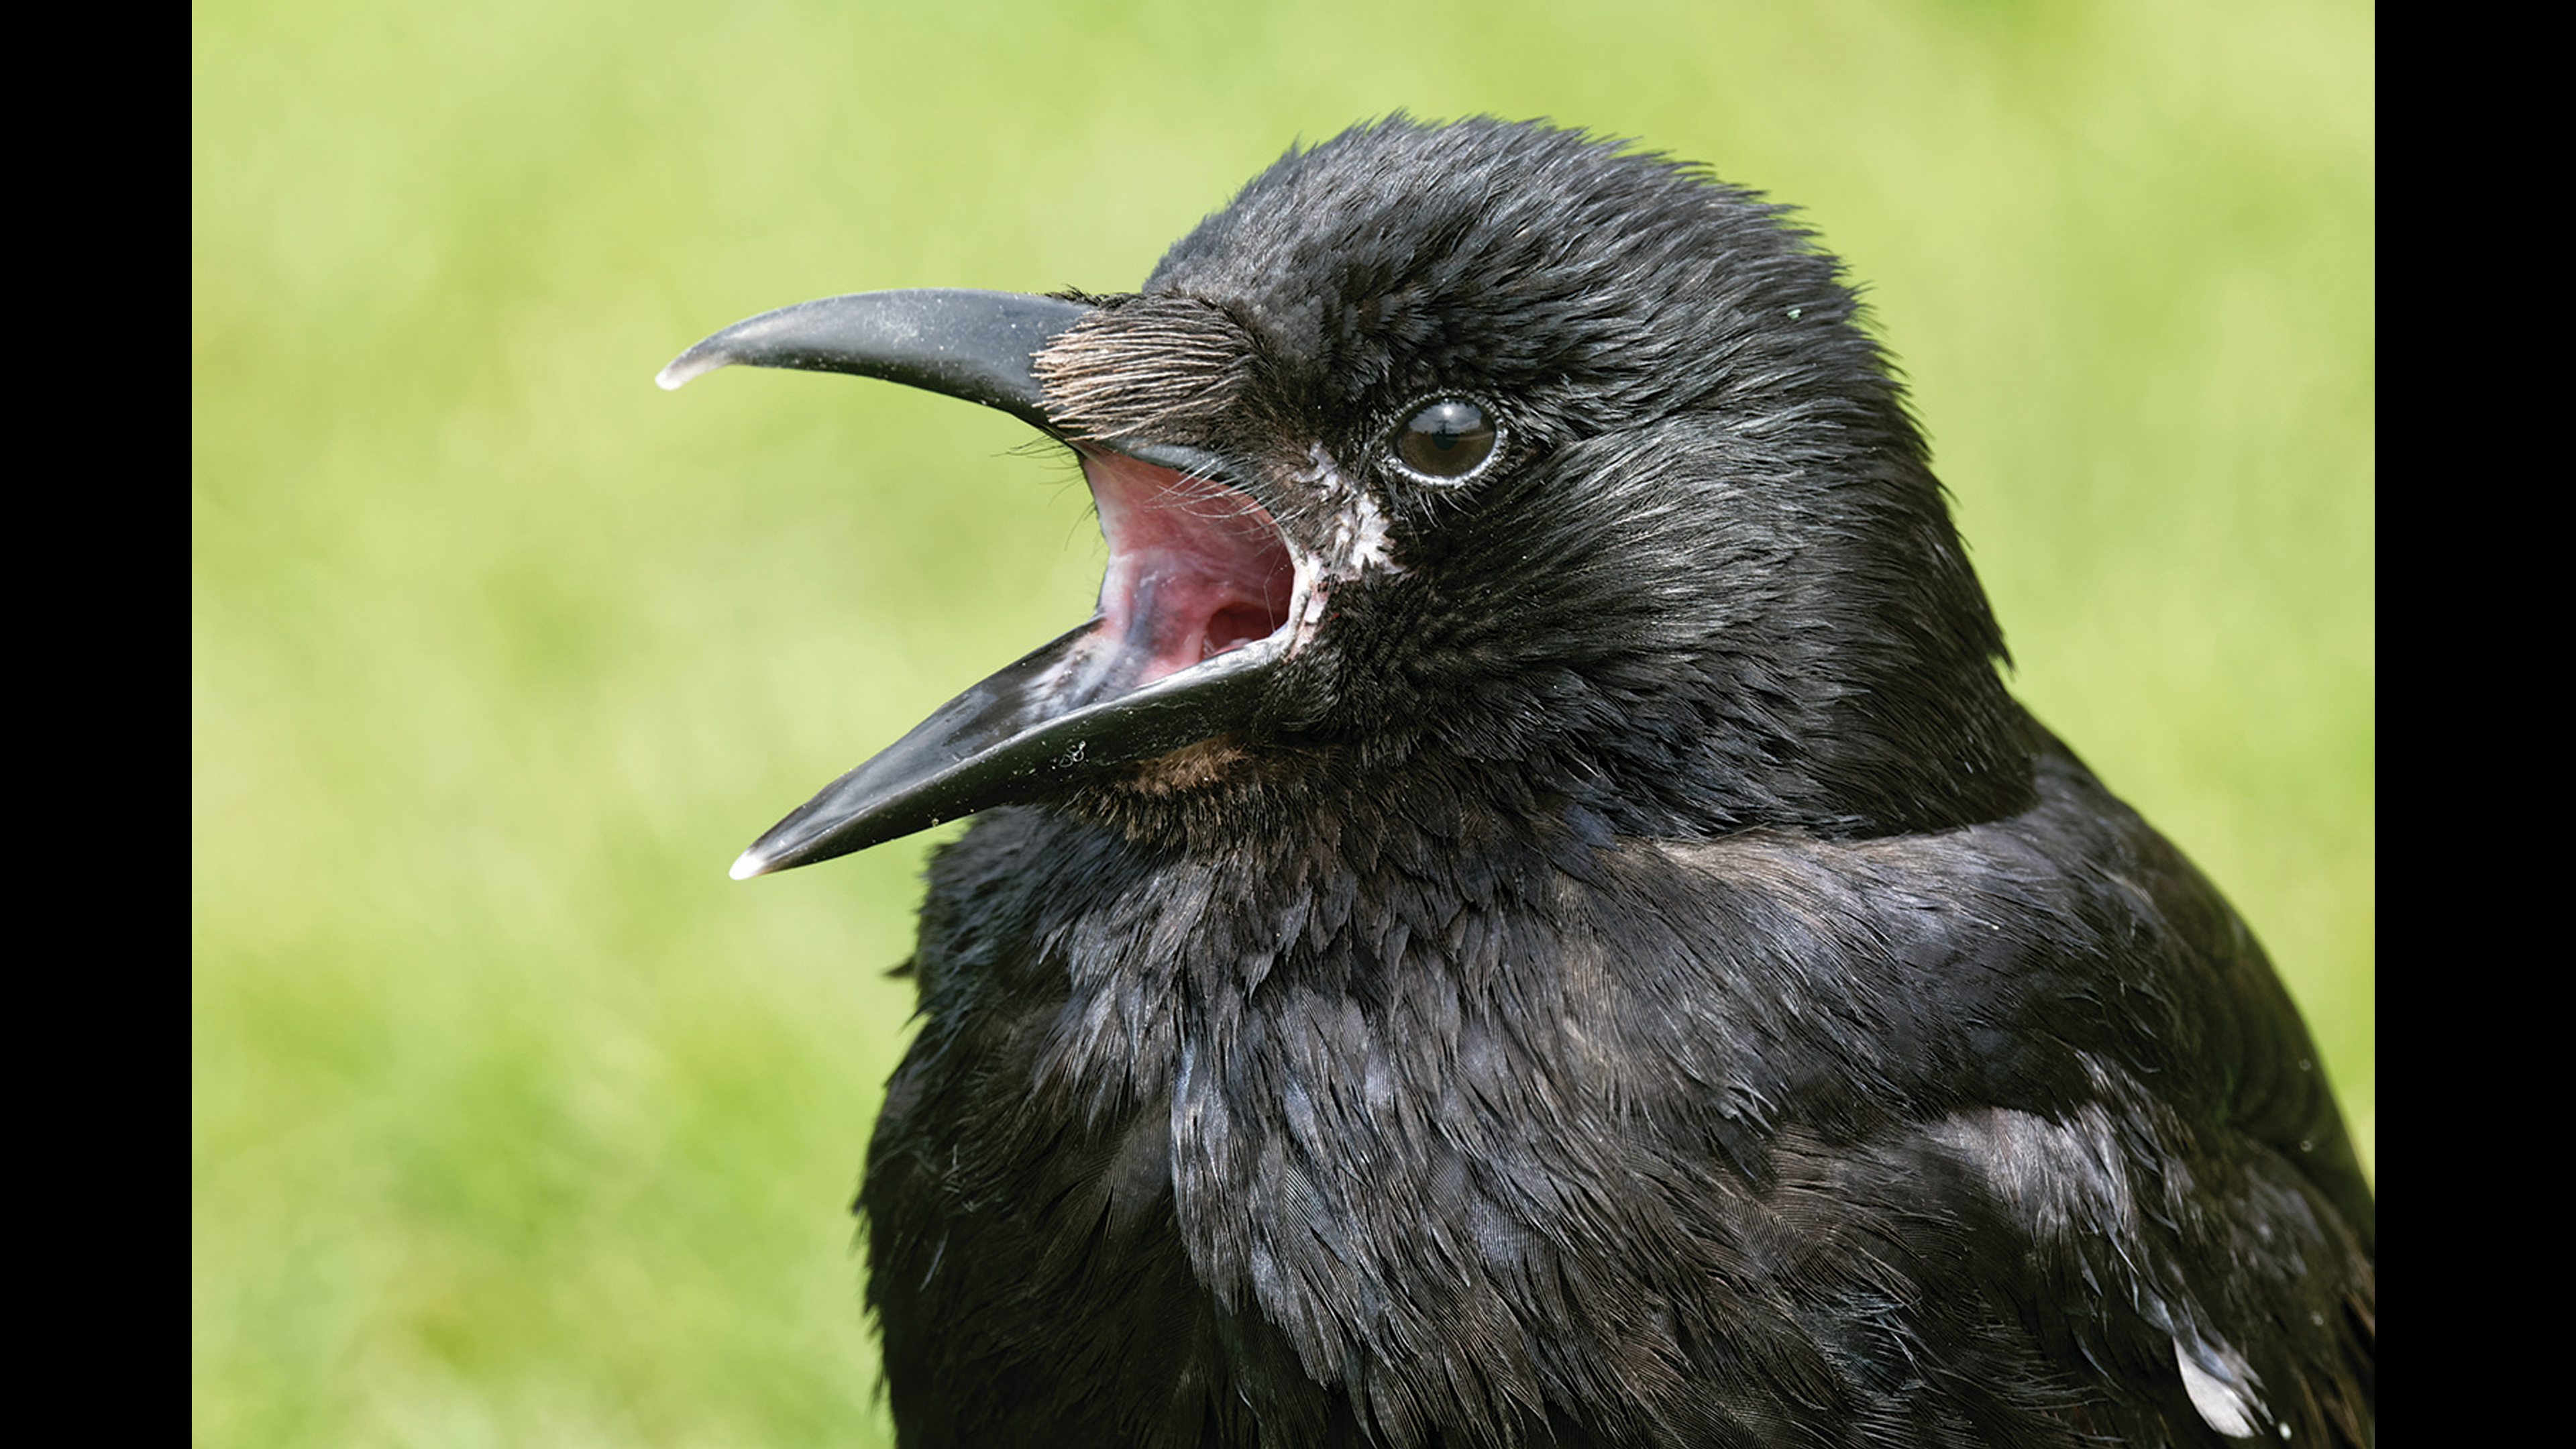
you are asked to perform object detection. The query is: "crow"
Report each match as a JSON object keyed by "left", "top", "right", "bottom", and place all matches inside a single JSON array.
[{"left": 661, "top": 117, "right": 2373, "bottom": 1448}]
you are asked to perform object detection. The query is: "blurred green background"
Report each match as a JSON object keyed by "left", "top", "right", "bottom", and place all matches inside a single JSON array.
[{"left": 194, "top": 2, "right": 2373, "bottom": 1444}]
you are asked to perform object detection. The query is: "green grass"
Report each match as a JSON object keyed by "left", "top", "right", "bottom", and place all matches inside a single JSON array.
[{"left": 195, "top": 3, "right": 2372, "bottom": 1443}]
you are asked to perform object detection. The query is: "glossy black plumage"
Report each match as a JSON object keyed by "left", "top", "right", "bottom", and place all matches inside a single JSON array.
[{"left": 678, "top": 118, "right": 2371, "bottom": 1447}]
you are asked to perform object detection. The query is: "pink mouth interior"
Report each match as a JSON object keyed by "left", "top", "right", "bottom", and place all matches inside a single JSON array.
[{"left": 1081, "top": 449, "right": 1295, "bottom": 689}]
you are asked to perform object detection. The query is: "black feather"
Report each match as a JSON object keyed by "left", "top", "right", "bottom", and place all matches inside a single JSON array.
[{"left": 727, "top": 118, "right": 2371, "bottom": 1447}]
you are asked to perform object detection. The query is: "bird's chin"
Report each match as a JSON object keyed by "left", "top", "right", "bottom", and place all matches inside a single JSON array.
[{"left": 727, "top": 441, "right": 1314, "bottom": 879}]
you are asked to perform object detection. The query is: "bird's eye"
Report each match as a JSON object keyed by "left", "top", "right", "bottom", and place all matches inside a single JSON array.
[{"left": 1393, "top": 399, "right": 1497, "bottom": 482}]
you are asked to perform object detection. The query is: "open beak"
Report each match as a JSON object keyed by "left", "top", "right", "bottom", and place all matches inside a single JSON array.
[{"left": 659, "top": 290, "right": 1303, "bottom": 877}]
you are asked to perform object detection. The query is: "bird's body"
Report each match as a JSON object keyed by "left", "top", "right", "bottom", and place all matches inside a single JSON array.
[
  {"left": 866, "top": 740, "right": 2369, "bottom": 1448},
  {"left": 665, "top": 118, "right": 2371, "bottom": 1448}
]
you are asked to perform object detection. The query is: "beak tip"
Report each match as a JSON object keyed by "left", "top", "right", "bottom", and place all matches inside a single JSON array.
[
  {"left": 728, "top": 847, "right": 774, "bottom": 881},
  {"left": 656, "top": 352, "right": 720, "bottom": 391}
]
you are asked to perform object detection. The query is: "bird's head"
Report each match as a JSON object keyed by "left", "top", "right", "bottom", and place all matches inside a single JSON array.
[{"left": 663, "top": 118, "right": 2036, "bottom": 878}]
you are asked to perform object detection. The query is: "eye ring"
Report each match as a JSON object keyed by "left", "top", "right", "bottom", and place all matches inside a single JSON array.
[{"left": 1390, "top": 397, "right": 1501, "bottom": 484}]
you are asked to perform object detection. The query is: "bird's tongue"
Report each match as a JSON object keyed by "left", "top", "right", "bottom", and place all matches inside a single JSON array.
[{"left": 1083, "top": 449, "right": 1294, "bottom": 690}]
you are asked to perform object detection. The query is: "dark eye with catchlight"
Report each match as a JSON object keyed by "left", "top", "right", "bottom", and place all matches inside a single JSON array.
[{"left": 1393, "top": 399, "right": 1498, "bottom": 482}]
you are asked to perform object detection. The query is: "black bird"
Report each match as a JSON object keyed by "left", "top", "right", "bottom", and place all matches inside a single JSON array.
[{"left": 661, "top": 118, "right": 2372, "bottom": 1448}]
